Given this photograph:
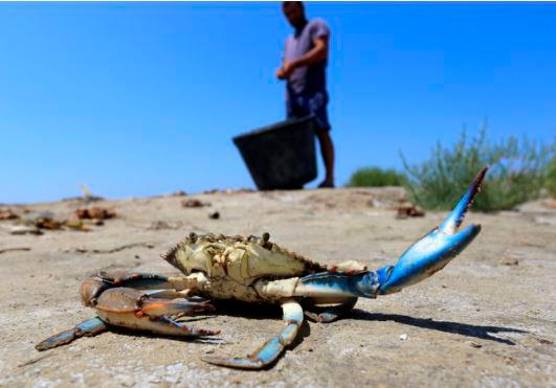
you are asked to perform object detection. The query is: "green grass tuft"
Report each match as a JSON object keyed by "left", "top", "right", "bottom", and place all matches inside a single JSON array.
[
  {"left": 546, "top": 156, "right": 556, "bottom": 198},
  {"left": 347, "top": 167, "right": 405, "bottom": 187},
  {"left": 400, "top": 128, "right": 555, "bottom": 212}
]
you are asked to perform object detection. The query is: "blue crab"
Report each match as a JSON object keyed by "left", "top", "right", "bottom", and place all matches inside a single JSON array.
[{"left": 36, "top": 167, "right": 487, "bottom": 369}]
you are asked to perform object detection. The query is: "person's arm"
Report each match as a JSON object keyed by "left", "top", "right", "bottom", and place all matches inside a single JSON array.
[
  {"left": 292, "top": 35, "right": 328, "bottom": 68},
  {"left": 278, "top": 36, "right": 328, "bottom": 79}
]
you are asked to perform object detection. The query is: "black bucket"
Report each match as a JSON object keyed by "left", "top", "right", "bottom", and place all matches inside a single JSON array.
[{"left": 233, "top": 115, "right": 317, "bottom": 190}]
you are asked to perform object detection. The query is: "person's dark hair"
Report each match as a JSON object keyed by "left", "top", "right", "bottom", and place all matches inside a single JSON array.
[{"left": 282, "top": 1, "right": 304, "bottom": 11}]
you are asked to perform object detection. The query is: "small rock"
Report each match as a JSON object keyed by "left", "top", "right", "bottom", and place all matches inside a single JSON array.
[
  {"left": 147, "top": 220, "right": 182, "bottom": 230},
  {"left": 74, "top": 206, "right": 116, "bottom": 221},
  {"left": 542, "top": 198, "right": 556, "bottom": 209},
  {"left": 0, "top": 208, "right": 19, "bottom": 220},
  {"left": 500, "top": 257, "right": 519, "bottom": 266},
  {"left": 399, "top": 333, "right": 408, "bottom": 341},
  {"left": 36, "top": 218, "right": 63, "bottom": 230},
  {"left": 534, "top": 216, "right": 556, "bottom": 226},
  {"left": 64, "top": 219, "right": 91, "bottom": 232},
  {"left": 395, "top": 202, "right": 425, "bottom": 219},
  {"left": 9, "top": 225, "right": 43, "bottom": 235},
  {"left": 467, "top": 341, "right": 482, "bottom": 348},
  {"left": 534, "top": 336, "right": 554, "bottom": 345},
  {"left": 209, "top": 211, "right": 220, "bottom": 220},
  {"left": 182, "top": 199, "right": 210, "bottom": 208}
]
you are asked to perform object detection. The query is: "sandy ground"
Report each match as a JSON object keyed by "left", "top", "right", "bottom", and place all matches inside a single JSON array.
[{"left": 0, "top": 187, "right": 555, "bottom": 387}]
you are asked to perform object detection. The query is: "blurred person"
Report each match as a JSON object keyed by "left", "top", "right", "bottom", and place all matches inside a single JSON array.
[{"left": 276, "top": 1, "right": 335, "bottom": 188}]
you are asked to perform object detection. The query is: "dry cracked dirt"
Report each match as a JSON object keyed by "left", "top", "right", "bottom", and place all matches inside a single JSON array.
[{"left": 1, "top": 187, "right": 555, "bottom": 387}]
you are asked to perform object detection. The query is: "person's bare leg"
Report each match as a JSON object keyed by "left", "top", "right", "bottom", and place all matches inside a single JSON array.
[{"left": 316, "top": 130, "right": 335, "bottom": 188}]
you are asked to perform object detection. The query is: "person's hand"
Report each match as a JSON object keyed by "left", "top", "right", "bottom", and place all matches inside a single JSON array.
[
  {"left": 276, "top": 67, "right": 287, "bottom": 80},
  {"left": 282, "top": 61, "right": 297, "bottom": 78},
  {"left": 276, "top": 61, "right": 297, "bottom": 80}
]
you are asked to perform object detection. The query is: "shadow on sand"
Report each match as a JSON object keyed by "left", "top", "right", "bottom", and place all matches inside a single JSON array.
[
  {"left": 350, "top": 309, "right": 527, "bottom": 345},
  {"left": 47, "top": 303, "right": 526, "bottom": 359}
]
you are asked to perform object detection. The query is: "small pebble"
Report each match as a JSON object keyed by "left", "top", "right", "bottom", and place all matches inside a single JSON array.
[
  {"left": 535, "top": 337, "right": 554, "bottom": 345},
  {"left": 500, "top": 258, "right": 519, "bottom": 266},
  {"left": 399, "top": 333, "right": 408, "bottom": 341}
]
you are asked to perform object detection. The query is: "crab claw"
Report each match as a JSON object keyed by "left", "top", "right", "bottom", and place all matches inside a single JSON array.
[{"left": 378, "top": 166, "right": 487, "bottom": 295}]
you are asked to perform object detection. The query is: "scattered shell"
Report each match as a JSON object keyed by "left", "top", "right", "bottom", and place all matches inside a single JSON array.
[
  {"left": 8, "top": 225, "right": 43, "bottom": 235},
  {"left": 64, "top": 219, "right": 92, "bottom": 232},
  {"left": 171, "top": 190, "right": 188, "bottom": 197},
  {"left": 500, "top": 258, "right": 519, "bottom": 266},
  {"left": 534, "top": 336, "right": 554, "bottom": 345},
  {"left": 396, "top": 202, "right": 425, "bottom": 219},
  {"left": 467, "top": 341, "right": 482, "bottom": 348},
  {"left": 541, "top": 198, "right": 556, "bottom": 209},
  {"left": 0, "top": 208, "right": 19, "bottom": 220},
  {"left": 534, "top": 216, "right": 556, "bottom": 226},
  {"left": 182, "top": 199, "right": 210, "bottom": 208},
  {"left": 147, "top": 221, "right": 183, "bottom": 230},
  {"left": 74, "top": 207, "right": 116, "bottom": 221},
  {"left": 203, "top": 188, "right": 255, "bottom": 195}
]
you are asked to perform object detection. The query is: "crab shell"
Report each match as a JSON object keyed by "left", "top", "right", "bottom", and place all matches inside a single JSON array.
[{"left": 162, "top": 232, "right": 360, "bottom": 303}]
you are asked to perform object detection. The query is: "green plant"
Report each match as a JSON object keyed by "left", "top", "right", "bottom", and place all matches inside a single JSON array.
[
  {"left": 546, "top": 156, "right": 556, "bottom": 198},
  {"left": 401, "top": 128, "right": 555, "bottom": 212},
  {"left": 347, "top": 167, "right": 405, "bottom": 187}
]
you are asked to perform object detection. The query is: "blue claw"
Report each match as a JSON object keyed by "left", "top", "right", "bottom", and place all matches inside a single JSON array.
[
  {"left": 378, "top": 167, "right": 487, "bottom": 294},
  {"left": 438, "top": 166, "right": 488, "bottom": 234},
  {"left": 294, "top": 168, "right": 487, "bottom": 299}
]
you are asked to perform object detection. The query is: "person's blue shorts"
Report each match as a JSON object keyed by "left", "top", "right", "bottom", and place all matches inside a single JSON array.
[{"left": 286, "top": 90, "right": 331, "bottom": 133}]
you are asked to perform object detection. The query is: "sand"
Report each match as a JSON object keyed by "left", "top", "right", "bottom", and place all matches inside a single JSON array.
[{"left": 0, "top": 187, "right": 555, "bottom": 387}]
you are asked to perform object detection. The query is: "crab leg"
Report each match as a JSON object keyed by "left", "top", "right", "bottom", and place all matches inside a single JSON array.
[
  {"left": 36, "top": 271, "right": 217, "bottom": 351},
  {"left": 202, "top": 300, "right": 303, "bottom": 369},
  {"left": 294, "top": 167, "right": 487, "bottom": 298},
  {"left": 36, "top": 317, "right": 107, "bottom": 351},
  {"left": 36, "top": 291, "right": 218, "bottom": 351}
]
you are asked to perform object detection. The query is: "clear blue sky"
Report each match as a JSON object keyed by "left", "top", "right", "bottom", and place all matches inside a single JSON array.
[{"left": 1, "top": 2, "right": 555, "bottom": 203}]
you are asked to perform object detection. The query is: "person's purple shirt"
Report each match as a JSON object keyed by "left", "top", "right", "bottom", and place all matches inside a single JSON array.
[{"left": 283, "top": 18, "right": 330, "bottom": 95}]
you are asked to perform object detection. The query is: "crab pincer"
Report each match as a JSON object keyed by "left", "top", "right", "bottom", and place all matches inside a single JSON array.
[
  {"left": 297, "top": 166, "right": 488, "bottom": 298},
  {"left": 377, "top": 166, "right": 487, "bottom": 294}
]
